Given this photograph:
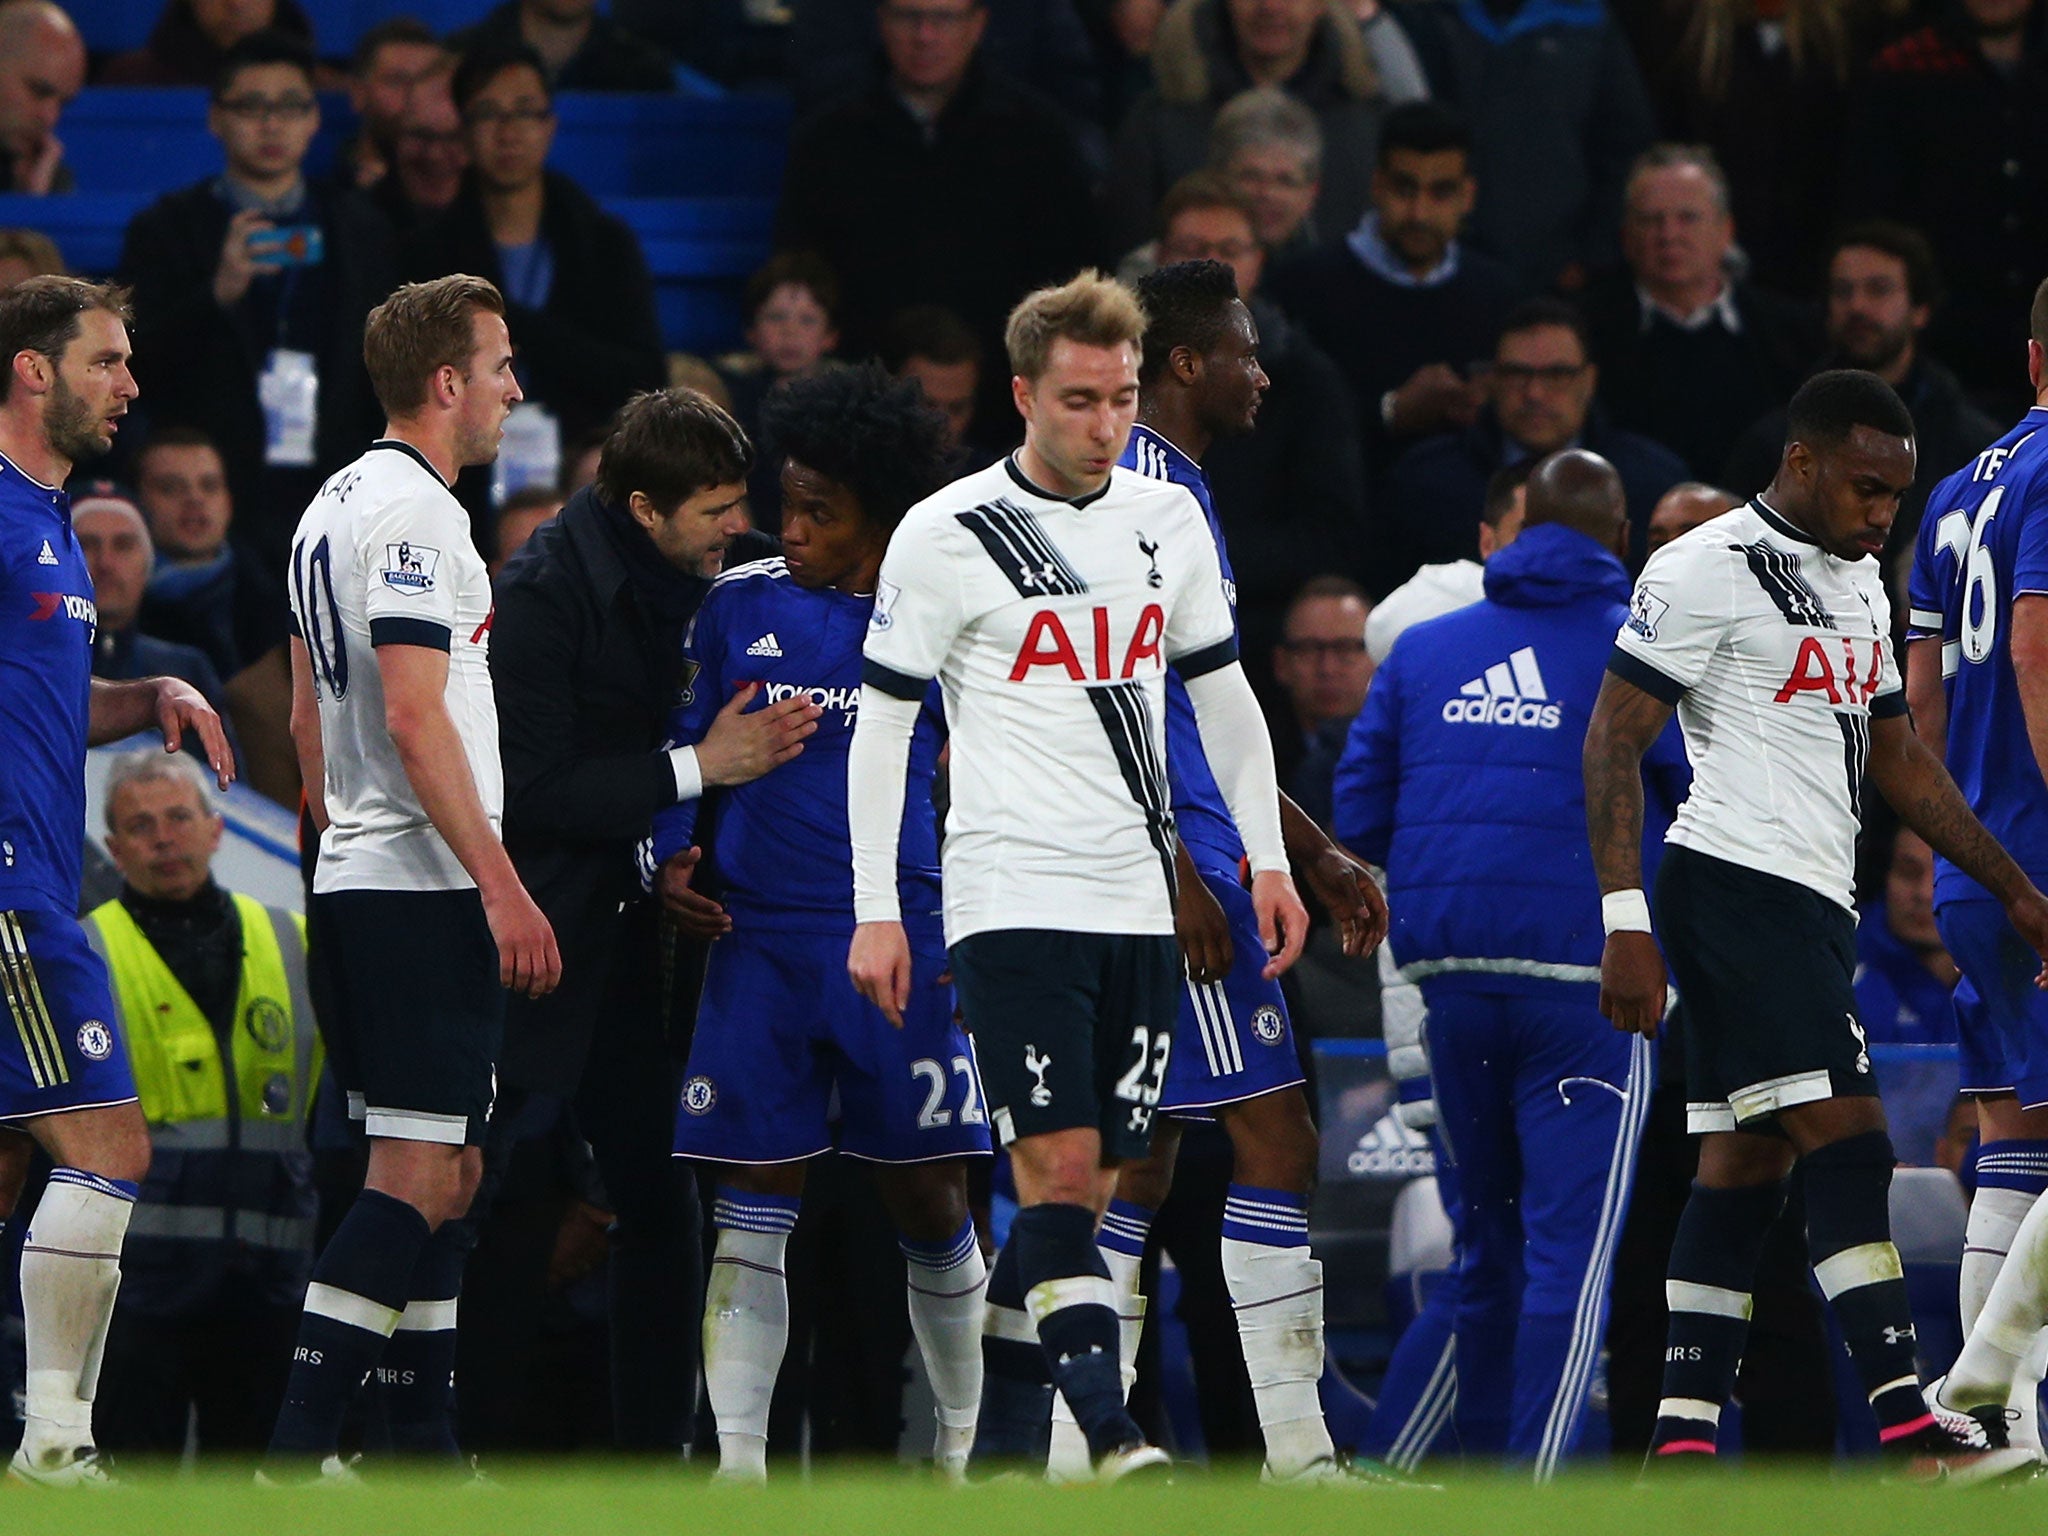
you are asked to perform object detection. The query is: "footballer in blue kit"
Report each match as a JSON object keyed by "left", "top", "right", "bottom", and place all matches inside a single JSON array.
[
  {"left": 0, "top": 276, "right": 234, "bottom": 1488},
  {"left": 1907, "top": 373, "right": 2048, "bottom": 1442},
  {"left": 650, "top": 364, "right": 991, "bottom": 1482},
  {"left": 1056, "top": 263, "right": 1389, "bottom": 1485}
]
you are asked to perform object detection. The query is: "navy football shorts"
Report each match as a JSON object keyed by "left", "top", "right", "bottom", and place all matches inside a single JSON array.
[{"left": 674, "top": 922, "right": 992, "bottom": 1166}]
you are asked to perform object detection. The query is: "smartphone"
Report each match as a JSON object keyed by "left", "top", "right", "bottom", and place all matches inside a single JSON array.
[{"left": 246, "top": 224, "right": 325, "bottom": 267}]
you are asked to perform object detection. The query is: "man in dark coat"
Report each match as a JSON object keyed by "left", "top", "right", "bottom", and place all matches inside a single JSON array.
[
  {"left": 475, "top": 387, "right": 816, "bottom": 1454},
  {"left": 118, "top": 30, "right": 394, "bottom": 568},
  {"left": 403, "top": 41, "right": 666, "bottom": 521},
  {"left": 1721, "top": 221, "right": 1999, "bottom": 568},
  {"left": 1384, "top": 298, "right": 1686, "bottom": 586},
  {"left": 452, "top": 0, "right": 675, "bottom": 93},
  {"left": 775, "top": 0, "right": 1101, "bottom": 412}
]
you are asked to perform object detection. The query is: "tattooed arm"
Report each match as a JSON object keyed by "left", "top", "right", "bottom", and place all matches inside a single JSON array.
[{"left": 1584, "top": 671, "right": 1679, "bottom": 1036}]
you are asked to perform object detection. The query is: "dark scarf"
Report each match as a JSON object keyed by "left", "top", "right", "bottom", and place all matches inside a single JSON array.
[{"left": 596, "top": 492, "right": 707, "bottom": 630}]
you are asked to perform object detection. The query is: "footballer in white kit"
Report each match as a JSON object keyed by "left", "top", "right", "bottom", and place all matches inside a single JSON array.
[
  {"left": 845, "top": 273, "right": 1304, "bottom": 1480},
  {"left": 269, "top": 276, "right": 558, "bottom": 1478}
]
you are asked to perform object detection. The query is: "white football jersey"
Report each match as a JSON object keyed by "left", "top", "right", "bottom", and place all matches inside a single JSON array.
[
  {"left": 864, "top": 456, "right": 1238, "bottom": 942},
  {"left": 1611, "top": 496, "right": 1903, "bottom": 909},
  {"left": 288, "top": 439, "right": 501, "bottom": 894}
]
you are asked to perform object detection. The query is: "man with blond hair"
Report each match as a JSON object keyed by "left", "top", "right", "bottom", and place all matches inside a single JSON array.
[{"left": 848, "top": 270, "right": 1307, "bottom": 1481}]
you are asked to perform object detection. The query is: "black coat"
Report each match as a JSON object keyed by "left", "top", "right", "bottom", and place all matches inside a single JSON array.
[
  {"left": 488, "top": 487, "right": 711, "bottom": 1089},
  {"left": 402, "top": 170, "right": 666, "bottom": 447},
  {"left": 453, "top": 0, "right": 676, "bottom": 92},
  {"left": 118, "top": 180, "right": 394, "bottom": 566},
  {"left": 1582, "top": 273, "right": 1821, "bottom": 481},
  {"left": 776, "top": 61, "right": 1102, "bottom": 372}
]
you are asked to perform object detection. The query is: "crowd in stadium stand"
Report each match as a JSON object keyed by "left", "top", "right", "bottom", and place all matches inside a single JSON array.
[{"left": 0, "top": 0, "right": 2036, "bottom": 1471}]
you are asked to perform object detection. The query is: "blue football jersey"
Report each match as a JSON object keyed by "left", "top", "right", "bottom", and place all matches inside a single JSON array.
[
  {"left": 0, "top": 453, "right": 96, "bottom": 915},
  {"left": 1908, "top": 407, "right": 2048, "bottom": 904},
  {"left": 651, "top": 558, "right": 945, "bottom": 932},
  {"left": 1120, "top": 423, "right": 1245, "bottom": 877}
]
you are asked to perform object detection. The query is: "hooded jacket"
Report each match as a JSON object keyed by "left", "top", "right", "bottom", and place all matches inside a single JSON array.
[
  {"left": 1334, "top": 520, "right": 1688, "bottom": 985},
  {"left": 1102, "top": 0, "right": 1427, "bottom": 255}
]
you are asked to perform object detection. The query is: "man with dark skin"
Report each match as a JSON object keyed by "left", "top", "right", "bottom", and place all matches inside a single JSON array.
[
  {"left": 651, "top": 365, "right": 991, "bottom": 1482},
  {"left": 1583, "top": 369, "right": 2048, "bottom": 1476},
  {"left": 1077, "top": 260, "right": 1389, "bottom": 1483}
]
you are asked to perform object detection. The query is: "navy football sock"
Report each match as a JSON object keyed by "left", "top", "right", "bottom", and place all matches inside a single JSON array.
[
  {"left": 1802, "top": 1131, "right": 1931, "bottom": 1444},
  {"left": 378, "top": 1221, "right": 469, "bottom": 1457},
  {"left": 1012, "top": 1202, "right": 1142, "bottom": 1462},
  {"left": 968, "top": 1239, "right": 1054, "bottom": 1468},
  {"left": 269, "top": 1190, "right": 431, "bottom": 1459},
  {"left": 1650, "top": 1179, "right": 1784, "bottom": 1458}
]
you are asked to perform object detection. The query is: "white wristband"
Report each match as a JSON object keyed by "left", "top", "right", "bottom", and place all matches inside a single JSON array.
[{"left": 1602, "top": 889, "right": 1652, "bottom": 936}]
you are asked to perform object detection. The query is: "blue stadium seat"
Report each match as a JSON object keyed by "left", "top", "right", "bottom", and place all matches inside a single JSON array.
[
  {"left": 69, "top": 0, "right": 502, "bottom": 60},
  {"left": 0, "top": 191, "right": 152, "bottom": 275},
  {"left": 53, "top": 88, "right": 786, "bottom": 199}
]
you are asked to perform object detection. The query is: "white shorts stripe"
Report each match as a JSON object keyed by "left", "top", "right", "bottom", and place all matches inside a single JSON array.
[
  {"left": 1184, "top": 977, "right": 1224, "bottom": 1077},
  {"left": 304, "top": 1281, "right": 402, "bottom": 1337}
]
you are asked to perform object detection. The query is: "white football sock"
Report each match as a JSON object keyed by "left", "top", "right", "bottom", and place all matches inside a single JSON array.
[
  {"left": 19, "top": 1171, "right": 133, "bottom": 1462},
  {"left": 1949, "top": 1187, "right": 2048, "bottom": 1412},
  {"left": 1224, "top": 1236, "right": 1335, "bottom": 1478},
  {"left": 703, "top": 1195, "right": 798, "bottom": 1481},
  {"left": 2009, "top": 1331, "right": 2048, "bottom": 1451},
  {"left": 1962, "top": 1187, "right": 2035, "bottom": 1335},
  {"left": 901, "top": 1225, "right": 988, "bottom": 1470}
]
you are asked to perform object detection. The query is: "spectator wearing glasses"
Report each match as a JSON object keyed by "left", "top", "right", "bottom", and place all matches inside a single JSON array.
[
  {"left": 340, "top": 18, "right": 449, "bottom": 192},
  {"left": 1208, "top": 86, "right": 1325, "bottom": 259},
  {"left": 118, "top": 30, "right": 395, "bottom": 569},
  {"left": 369, "top": 57, "right": 468, "bottom": 236},
  {"left": 1271, "top": 573, "right": 1374, "bottom": 829},
  {"left": 403, "top": 40, "right": 664, "bottom": 507},
  {"left": 1382, "top": 298, "right": 1685, "bottom": 588}
]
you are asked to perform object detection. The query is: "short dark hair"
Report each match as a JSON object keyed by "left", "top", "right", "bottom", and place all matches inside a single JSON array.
[
  {"left": 1497, "top": 296, "right": 1593, "bottom": 361},
  {"left": 353, "top": 15, "right": 439, "bottom": 75},
  {"left": 0, "top": 276, "right": 133, "bottom": 404},
  {"left": 213, "top": 28, "right": 317, "bottom": 100},
  {"left": 1284, "top": 573, "right": 1369, "bottom": 630},
  {"left": 744, "top": 251, "right": 840, "bottom": 326},
  {"left": 759, "top": 363, "right": 951, "bottom": 531},
  {"left": 2034, "top": 275, "right": 2048, "bottom": 354},
  {"left": 136, "top": 423, "right": 222, "bottom": 467},
  {"left": 500, "top": 484, "right": 562, "bottom": 516},
  {"left": 1155, "top": 169, "right": 1256, "bottom": 242},
  {"left": 453, "top": 39, "right": 550, "bottom": 114},
  {"left": 1827, "top": 219, "right": 1942, "bottom": 312},
  {"left": 363, "top": 274, "right": 506, "bottom": 418},
  {"left": 1378, "top": 101, "right": 1472, "bottom": 166},
  {"left": 880, "top": 304, "right": 982, "bottom": 371},
  {"left": 1482, "top": 460, "right": 1534, "bottom": 527},
  {"left": 597, "top": 388, "right": 753, "bottom": 515},
  {"left": 1784, "top": 368, "right": 1916, "bottom": 450},
  {"left": 1134, "top": 260, "right": 1242, "bottom": 387}
]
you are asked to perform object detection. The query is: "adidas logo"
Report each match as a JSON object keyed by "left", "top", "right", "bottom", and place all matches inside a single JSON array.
[
  {"left": 1346, "top": 1111, "right": 1436, "bottom": 1179},
  {"left": 36, "top": 540, "right": 58, "bottom": 566},
  {"left": 1440, "top": 646, "right": 1562, "bottom": 729},
  {"left": 745, "top": 632, "right": 783, "bottom": 658}
]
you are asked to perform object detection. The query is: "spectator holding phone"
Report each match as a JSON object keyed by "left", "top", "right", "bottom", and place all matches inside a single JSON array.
[{"left": 119, "top": 30, "right": 395, "bottom": 568}]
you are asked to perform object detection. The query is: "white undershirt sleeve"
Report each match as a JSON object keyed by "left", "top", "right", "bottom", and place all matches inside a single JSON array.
[
  {"left": 848, "top": 684, "right": 923, "bottom": 923},
  {"left": 1182, "top": 662, "right": 1287, "bottom": 875}
]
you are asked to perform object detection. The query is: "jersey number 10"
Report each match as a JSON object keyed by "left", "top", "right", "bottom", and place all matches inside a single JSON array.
[
  {"left": 1934, "top": 486, "right": 2004, "bottom": 666},
  {"left": 291, "top": 534, "right": 350, "bottom": 700}
]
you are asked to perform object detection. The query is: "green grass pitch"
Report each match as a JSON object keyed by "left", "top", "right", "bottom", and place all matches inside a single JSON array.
[{"left": 3, "top": 1461, "right": 2043, "bottom": 1535}]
